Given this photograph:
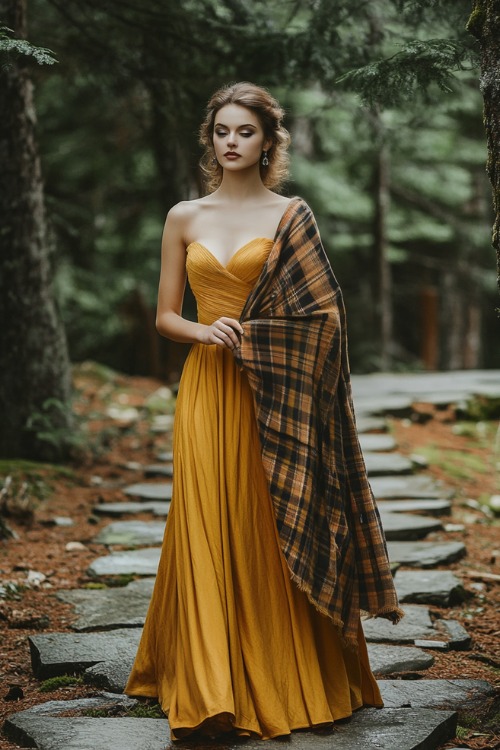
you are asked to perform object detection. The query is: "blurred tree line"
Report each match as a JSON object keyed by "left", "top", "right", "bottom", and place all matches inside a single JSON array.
[{"left": 1, "top": 0, "right": 499, "bottom": 457}]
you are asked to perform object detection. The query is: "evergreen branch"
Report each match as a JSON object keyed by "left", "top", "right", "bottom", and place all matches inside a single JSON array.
[
  {"left": 336, "top": 38, "right": 476, "bottom": 106},
  {"left": 0, "top": 26, "right": 57, "bottom": 65}
]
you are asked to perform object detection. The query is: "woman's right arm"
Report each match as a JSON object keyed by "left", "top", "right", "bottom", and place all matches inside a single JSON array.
[{"left": 155, "top": 204, "right": 243, "bottom": 349}]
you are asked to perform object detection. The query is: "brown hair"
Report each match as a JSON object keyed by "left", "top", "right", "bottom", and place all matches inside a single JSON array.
[{"left": 199, "top": 82, "right": 291, "bottom": 194}]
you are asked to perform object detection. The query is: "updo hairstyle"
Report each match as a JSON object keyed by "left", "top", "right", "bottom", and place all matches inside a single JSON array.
[{"left": 199, "top": 82, "right": 290, "bottom": 194}]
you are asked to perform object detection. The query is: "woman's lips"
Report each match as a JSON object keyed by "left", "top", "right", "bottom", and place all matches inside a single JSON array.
[{"left": 224, "top": 153, "right": 240, "bottom": 159}]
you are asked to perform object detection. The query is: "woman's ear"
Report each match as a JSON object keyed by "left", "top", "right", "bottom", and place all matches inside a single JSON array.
[{"left": 263, "top": 138, "right": 273, "bottom": 152}]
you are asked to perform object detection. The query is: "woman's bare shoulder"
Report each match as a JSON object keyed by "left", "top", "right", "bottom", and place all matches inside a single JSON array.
[{"left": 166, "top": 197, "right": 215, "bottom": 225}]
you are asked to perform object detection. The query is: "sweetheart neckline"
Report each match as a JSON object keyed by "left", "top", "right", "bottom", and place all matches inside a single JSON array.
[
  {"left": 186, "top": 237, "right": 274, "bottom": 269},
  {"left": 184, "top": 196, "right": 301, "bottom": 269}
]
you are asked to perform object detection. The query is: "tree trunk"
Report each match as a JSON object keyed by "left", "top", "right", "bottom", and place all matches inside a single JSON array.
[
  {"left": 467, "top": 0, "right": 500, "bottom": 290},
  {"left": 0, "top": 0, "right": 73, "bottom": 459},
  {"left": 371, "top": 111, "right": 393, "bottom": 370}
]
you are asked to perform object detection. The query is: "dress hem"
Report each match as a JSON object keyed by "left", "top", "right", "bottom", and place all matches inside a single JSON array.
[{"left": 122, "top": 691, "right": 384, "bottom": 742}]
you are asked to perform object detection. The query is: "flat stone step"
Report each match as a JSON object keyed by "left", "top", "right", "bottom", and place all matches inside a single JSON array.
[
  {"left": 3, "top": 707, "right": 457, "bottom": 750},
  {"left": 394, "top": 570, "right": 466, "bottom": 606},
  {"left": 368, "top": 644, "right": 434, "bottom": 675},
  {"left": 364, "top": 453, "right": 414, "bottom": 476},
  {"left": 359, "top": 433, "right": 396, "bottom": 452},
  {"left": 85, "top": 657, "right": 135, "bottom": 693},
  {"left": 143, "top": 464, "right": 173, "bottom": 477},
  {"left": 380, "top": 512, "right": 442, "bottom": 541},
  {"left": 376, "top": 500, "right": 451, "bottom": 517},
  {"left": 371, "top": 475, "right": 453, "bottom": 500},
  {"left": 88, "top": 547, "right": 161, "bottom": 577},
  {"left": 363, "top": 605, "right": 438, "bottom": 644},
  {"left": 58, "top": 578, "right": 155, "bottom": 631},
  {"left": 93, "top": 520, "right": 166, "bottom": 546},
  {"left": 93, "top": 501, "right": 170, "bottom": 517},
  {"left": 156, "top": 450, "right": 173, "bottom": 462},
  {"left": 351, "top": 370, "right": 500, "bottom": 404},
  {"left": 356, "top": 417, "right": 388, "bottom": 434},
  {"left": 150, "top": 414, "right": 174, "bottom": 433},
  {"left": 123, "top": 483, "right": 172, "bottom": 501},
  {"left": 387, "top": 541, "right": 467, "bottom": 568},
  {"left": 354, "top": 395, "right": 414, "bottom": 417},
  {"left": 28, "top": 629, "right": 142, "bottom": 679},
  {"left": 379, "top": 678, "right": 495, "bottom": 711}
]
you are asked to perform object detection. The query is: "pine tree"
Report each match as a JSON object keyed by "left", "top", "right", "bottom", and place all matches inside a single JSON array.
[
  {"left": 0, "top": 2, "right": 73, "bottom": 459},
  {"left": 467, "top": 0, "right": 500, "bottom": 291}
]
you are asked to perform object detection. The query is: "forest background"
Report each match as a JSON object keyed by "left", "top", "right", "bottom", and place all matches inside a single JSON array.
[{"left": 1, "top": 0, "right": 499, "bottom": 459}]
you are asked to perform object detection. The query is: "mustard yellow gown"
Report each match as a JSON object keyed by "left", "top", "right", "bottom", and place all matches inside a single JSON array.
[{"left": 123, "top": 238, "right": 383, "bottom": 741}]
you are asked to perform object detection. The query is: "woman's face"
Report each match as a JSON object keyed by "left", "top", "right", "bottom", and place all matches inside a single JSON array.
[{"left": 212, "top": 103, "right": 271, "bottom": 172}]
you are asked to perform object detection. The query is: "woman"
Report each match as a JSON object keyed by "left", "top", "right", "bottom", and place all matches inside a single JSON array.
[{"left": 124, "top": 81, "right": 402, "bottom": 742}]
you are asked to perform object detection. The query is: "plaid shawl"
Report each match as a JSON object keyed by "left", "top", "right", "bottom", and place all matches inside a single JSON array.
[{"left": 234, "top": 197, "right": 403, "bottom": 646}]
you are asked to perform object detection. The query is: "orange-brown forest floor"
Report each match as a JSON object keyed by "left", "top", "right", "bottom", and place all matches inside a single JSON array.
[{"left": 0, "top": 364, "right": 499, "bottom": 750}]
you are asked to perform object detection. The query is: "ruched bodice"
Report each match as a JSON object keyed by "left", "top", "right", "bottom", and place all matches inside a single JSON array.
[{"left": 186, "top": 238, "right": 273, "bottom": 324}]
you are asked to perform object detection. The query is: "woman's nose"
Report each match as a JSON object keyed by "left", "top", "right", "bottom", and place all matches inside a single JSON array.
[{"left": 227, "top": 132, "right": 237, "bottom": 147}]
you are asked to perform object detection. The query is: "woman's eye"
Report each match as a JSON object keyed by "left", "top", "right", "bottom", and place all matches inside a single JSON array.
[
  {"left": 241, "top": 132, "right": 253, "bottom": 137},
  {"left": 215, "top": 131, "right": 227, "bottom": 137}
]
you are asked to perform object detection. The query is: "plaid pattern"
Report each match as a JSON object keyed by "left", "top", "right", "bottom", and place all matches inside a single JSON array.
[{"left": 234, "top": 197, "right": 404, "bottom": 646}]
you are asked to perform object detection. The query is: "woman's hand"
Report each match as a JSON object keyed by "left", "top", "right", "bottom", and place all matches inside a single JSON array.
[{"left": 198, "top": 317, "right": 244, "bottom": 350}]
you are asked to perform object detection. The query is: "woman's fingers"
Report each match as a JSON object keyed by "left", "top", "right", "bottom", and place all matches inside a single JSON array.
[{"left": 212, "top": 317, "right": 243, "bottom": 349}]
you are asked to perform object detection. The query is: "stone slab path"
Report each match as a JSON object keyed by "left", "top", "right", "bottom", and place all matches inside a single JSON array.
[
  {"left": 57, "top": 578, "right": 156, "bottom": 631},
  {"left": 376, "top": 499, "right": 451, "bottom": 516},
  {"left": 370, "top": 475, "right": 453, "bottom": 500},
  {"left": 393, "top": 570, "right": 466, "bottom": 606},
  {"left": 364, "top": 452, "right": 414, "bottom": 475},
  {"left": 5, "top": 370, "right": 500, "bottom": 749},
  {"left": 4, "top": 706, "right": 458, "bottom": 750},
  {"left": 93, "top": 500, "right": 170, "bottom": 517},
  {"left": 387, "top": 541, "right": 466, "bottom": 568},
  {"left": 123, "top": 483, "right": 172, "bottom": 501}
]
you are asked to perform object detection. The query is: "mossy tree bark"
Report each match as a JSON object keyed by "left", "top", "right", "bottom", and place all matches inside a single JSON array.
[
  {"left": 467, "top": 0, "right": 500, "bottom": 290},
  {"left": 0, "top": 0, "right": 73, "bottom": 459}
]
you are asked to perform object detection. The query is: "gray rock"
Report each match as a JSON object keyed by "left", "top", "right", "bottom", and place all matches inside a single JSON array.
[
  {"left": 354, "top": 395, "right": 414, "bottom": 416},
  {"left": 387, "top": 541, "right": 467, "bottom": 568},
  {"left": 379, "top": 678, "right": 495, "bottom": 711},
  {"left": 144, "top": 464, "right": 173, "bottom": 477},
  {"left": 93, "top": 520, "right": 166, "bottom": 546},
  {"left": 93, "top": 501, "right": 170, "bottom": 517},
  {"left": 156, "top": 450, "right": 173, "bottom": 462},
  {"left": 4, "top": 716, "right": 169, "bottom": 750},
  {"left": 351, "top": 370, "right": 500, "bottom": 404},
  {"left": 87, "top": 547, "right": 161, "bottom": 577},
  {"left": 380, "top": 512, "right": 442, "bottom": 541},
  {"left": 57, "top": 578, "right": 155, "bottom": 631},
  {"left": 363, "top": 606, "right": 436, "bottom": 644},
  {"left": 53, "top": 516, "right": 75, "bottom": 527},
  {"left": 355, "top": 417, "right": 389, "bottom": 434},
  {"left": 376, "top": 499, "right": 451, "bottom": 517},
  {"left": 435, "top": 619, "right": 472, "bottom": 650},
  {"left": 123, "top": 483, "right": 172, "bottom": 501},
  {"left": 150, "top": 414, "right": 174, "bottom": 433},
  {"left": 414, "top": 640, "right": 449, "bottom": 650},
  {"left": 2, "top": 692, "right": 138, "bottom": 716},
  {"left": 370, "top": 475, "right": 453, "bottom": 500},
  {"left": 359, "top": 433, "right": 396, "bottom": 451},
  {"left": 28, "top": 629, "right": 142, "bottom": 679},
  {"left": 3, "top": 708, "right": 457, "bottom": 750},
  {"left": 84, "top": 657, "right": 134, "bottom": 692},
  {"left": 364, "top": 453, "right": 414, "bottom": 476},
  {"left": 394, "top": 570, "right": 466, "bottom": 606},
  {"left": 368, "top": 644, "right": 434, "bottom": 675}
]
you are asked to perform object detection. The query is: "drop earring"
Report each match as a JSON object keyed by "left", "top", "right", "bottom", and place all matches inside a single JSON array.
[{"left": 261, "top": 151, "right": 269, "bottom": 167}]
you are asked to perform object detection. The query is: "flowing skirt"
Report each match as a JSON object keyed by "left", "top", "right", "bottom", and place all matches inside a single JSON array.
[{"left": 124, "top": 343, "right": 382, "bottom": 740}]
